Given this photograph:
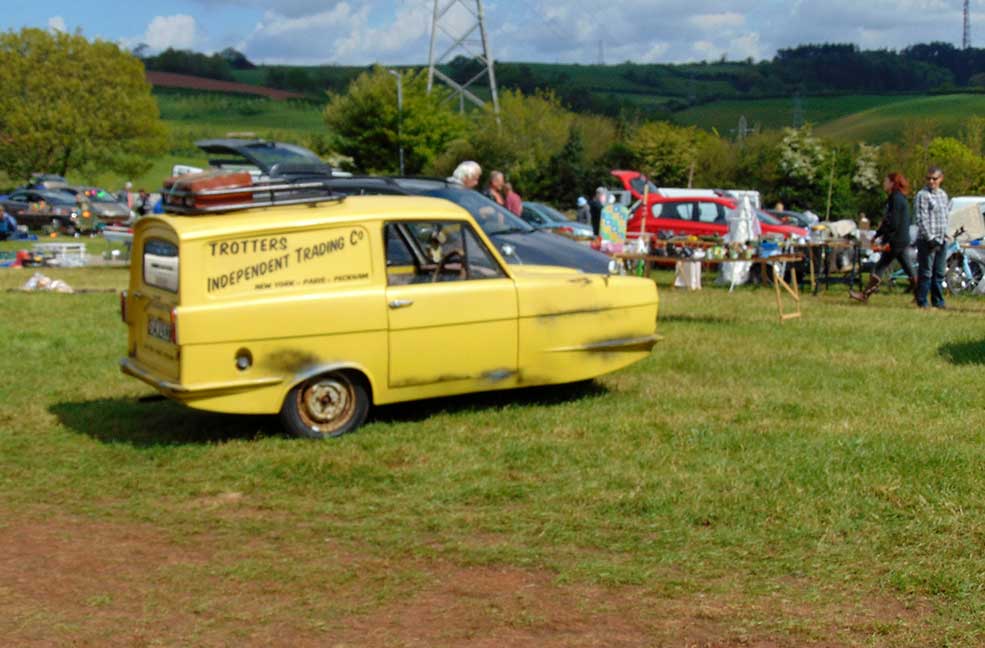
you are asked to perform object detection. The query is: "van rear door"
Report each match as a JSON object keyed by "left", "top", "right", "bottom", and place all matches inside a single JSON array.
[{"left": 128, "top": 228, "right": 181, "bottom": 381}]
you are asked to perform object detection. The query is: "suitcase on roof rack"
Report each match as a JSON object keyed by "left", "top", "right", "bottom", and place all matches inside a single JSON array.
[{"left": 162, "top": 170, "right": 254, "bottom": 211}]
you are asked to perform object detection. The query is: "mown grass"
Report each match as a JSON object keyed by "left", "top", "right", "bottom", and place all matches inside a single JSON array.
[{"left": 2, "top": 266, "right": 985, "bottom": 644}]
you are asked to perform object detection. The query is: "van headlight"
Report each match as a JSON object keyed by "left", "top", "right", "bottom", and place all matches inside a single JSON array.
[{"left": 608, "top": 258, "right": 625, "bottom": 275}]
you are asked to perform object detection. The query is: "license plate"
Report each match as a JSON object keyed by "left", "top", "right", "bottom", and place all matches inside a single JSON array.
[{"left": 147, "top": 317, "right": 173, "bottom": 342}]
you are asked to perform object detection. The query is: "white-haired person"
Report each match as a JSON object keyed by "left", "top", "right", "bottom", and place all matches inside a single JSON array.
[
  {"left": 589, "top": 186, "right": 607, "bottom": 236},
  {"left": 449, "top": 161, "right": 482, "bottom": 189}
]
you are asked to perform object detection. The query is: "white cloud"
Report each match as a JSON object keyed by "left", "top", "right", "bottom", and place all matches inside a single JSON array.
[
  {"left": 179, "top": 0, "right": 979, "bottom": 65},
  {"left": 687, "top": 12, "right": 745, "bottom": 31},
  {"left": 142, "top": 14, "right": 204, "bottom": 52},
  {"left": 238, "top": 1, "right": 431, "bottom": 65},
  {"left": 47, "top": 16, "right": 67, "bottom": 33}
]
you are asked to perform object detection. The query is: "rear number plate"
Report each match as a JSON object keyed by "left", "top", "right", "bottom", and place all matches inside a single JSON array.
[{"left": 147, "top": 318, "right": 173, "bottom": 342}]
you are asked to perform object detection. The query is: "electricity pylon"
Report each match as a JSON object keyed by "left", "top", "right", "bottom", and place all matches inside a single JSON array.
[
  {"left": 964, "top": 0, "right": 971, "bottom": 49},
  {"left": 426, "top": 0, "right": 500, "bottom": 114}
]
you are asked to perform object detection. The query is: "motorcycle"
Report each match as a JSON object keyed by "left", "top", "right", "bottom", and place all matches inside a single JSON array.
[{"left": 943, "top": 227, "right": 985, "bottom": 295}]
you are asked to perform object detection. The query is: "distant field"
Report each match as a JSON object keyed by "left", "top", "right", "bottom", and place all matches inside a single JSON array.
[
  {"left": 816, "top": 94, "right": 985, "bottom": 142},
  {"left": 673, "top": 95, "right": 916, "bottom": 135},
  {"left": 59, "top": 92, "right": 330, "bottom": 192},
  {"left": 155, "top": 91, "right": 326, "bottom": 135}
]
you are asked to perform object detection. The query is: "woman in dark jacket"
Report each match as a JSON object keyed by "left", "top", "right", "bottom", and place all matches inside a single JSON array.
[{"left": 851, "top": 172, "right": 915, "bottom": 302}]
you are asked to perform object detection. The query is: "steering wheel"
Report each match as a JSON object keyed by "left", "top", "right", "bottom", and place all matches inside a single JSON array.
[{"left": 432, "top": 249, "right": 465, "bottom": 282}]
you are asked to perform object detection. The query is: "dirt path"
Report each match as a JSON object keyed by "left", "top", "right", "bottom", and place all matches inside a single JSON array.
[{"left": 0, "top": 510, "right": 926, "bottom": 647}]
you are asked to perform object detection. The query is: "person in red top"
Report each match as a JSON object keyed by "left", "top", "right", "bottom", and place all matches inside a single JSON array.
[
  {"left": 484, "top": 170, "right": 505, "bottom": 206},
  {"left": 504, "top": 181, "right": 523, "bottom": 216}
]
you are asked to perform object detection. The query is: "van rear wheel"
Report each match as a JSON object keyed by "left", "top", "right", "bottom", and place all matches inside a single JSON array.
[{"left": 280, "top": 371, "right": 369, "bottom": 439}]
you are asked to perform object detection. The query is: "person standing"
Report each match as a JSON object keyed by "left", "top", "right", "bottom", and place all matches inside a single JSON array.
[
  {"left": 850, "top": 172, "right": 915, "bottom": 303},
  {"left": 575, "top": 196, "right": 591, "bottom": 226},
  {"left": 118, "top": 181, "right": 134, "bottom": 210},
  {"left": 484, "top": 170, "right": 505, "bottom": 206},
  {"left": 503, "top": 182, "right": 523, "bottom": 216},
  {"left": 914, "top": 166, "right": 950, "bottom": 309},
  {"left": 589, "top": 187, "right": 607, "bottom": 236},
  {"left": 450, "top": 161, "right": 482, "bottom": 189},
  {"left": 136, "top": 189, "right": 152, "bottom": 216},
  {"left": 0, "top": 205, "right": 17, "bottom": 240}
]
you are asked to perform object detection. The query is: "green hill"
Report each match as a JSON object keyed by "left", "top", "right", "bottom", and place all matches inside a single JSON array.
[
  {"left": 69, "top": 91, "right": 329, "bottom": 193},
  {"left": 671, "top": 93, "right": 985, "bottom": 143},
  {"left": 816, "top": 94, "right": 985, "bottom": 142},
  {"left": 672, "top": 95, "right": 915, "bottom": 135}
]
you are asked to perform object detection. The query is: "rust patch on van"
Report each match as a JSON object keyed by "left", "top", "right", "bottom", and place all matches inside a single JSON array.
[
  {"left": 547, "top": 333, "right": 658, "bottom": 354},
  {"left": 266, "top": 350, "right": 321, "bottom": 373},
  {"left": 482, "top": 368, "right": 518, "bottom": 383},
  {"left": 390, "top": 374, "right": 474, "bottom": 389},
  {"left": 535, "top": 305, "right": 612, "bottom": 321}
]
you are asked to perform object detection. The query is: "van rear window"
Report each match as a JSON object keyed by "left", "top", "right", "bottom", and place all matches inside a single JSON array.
[{"left": 144, "top": 239, "right": 179, "bottom": 292}]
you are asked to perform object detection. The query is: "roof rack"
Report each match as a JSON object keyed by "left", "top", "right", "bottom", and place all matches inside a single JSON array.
[{"left": 163, "top": 180, "right": 344, "bottom": 215}]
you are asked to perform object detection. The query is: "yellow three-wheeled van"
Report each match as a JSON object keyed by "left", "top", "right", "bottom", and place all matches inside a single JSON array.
[{"left": 121, "top": 179, "right": 658, "bottom": 438}]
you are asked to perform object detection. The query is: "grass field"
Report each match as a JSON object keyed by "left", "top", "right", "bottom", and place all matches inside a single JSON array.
[
  {"left": 817, "top": 93, "right": 985, "bottom": 142},
  {"left": 54, "top": 92, "right": 330, "bottom": 196},
  {"left": 2, "top": 263, "right": 985, "bottom": 645},
  {"left": 672, "top": 95, "right": 918, "bottom": 136}
]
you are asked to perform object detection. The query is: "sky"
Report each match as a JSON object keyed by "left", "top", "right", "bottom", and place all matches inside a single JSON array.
[{"left": 2, "top": 0, "right": 983, "bottom": 66}]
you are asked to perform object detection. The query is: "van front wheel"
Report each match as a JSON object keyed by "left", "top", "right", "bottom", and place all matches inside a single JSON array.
[{"left": 280, "top": 371, "right": 369, "bottom": 439}]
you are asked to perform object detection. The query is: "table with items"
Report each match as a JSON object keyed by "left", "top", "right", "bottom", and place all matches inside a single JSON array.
[{"left": 613, "top": 240, "right": 805, "bottom": 323}]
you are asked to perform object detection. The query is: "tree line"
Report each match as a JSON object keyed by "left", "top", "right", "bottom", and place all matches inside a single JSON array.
[
  {"left": 5, "top": 28, "right": 985, "bottom": 227},
  {"left": 325, "top": 66, "right": 985, "bottom": 222},
  {"left": 140, "top": 42, "right": 985, "bottom": 120}
]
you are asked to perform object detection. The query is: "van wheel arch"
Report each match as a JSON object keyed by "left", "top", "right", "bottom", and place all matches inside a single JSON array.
[{"left": 279, "top": 369, "right": 371, "bottom": 439}]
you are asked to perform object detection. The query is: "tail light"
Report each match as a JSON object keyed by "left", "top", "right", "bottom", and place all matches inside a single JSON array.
[
  {"left": 170, "top": 308, "right": 178, "bottom": 344},
  {"left": 120, "top": 290, "right": 127, "bottom": 323},
  {"left": 558, "top": 226, "right": 573, "bottom": 234}
]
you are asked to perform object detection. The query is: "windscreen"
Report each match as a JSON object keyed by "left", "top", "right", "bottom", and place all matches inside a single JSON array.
[
  {"left": 756, "top": 210, "right": 783, "bottom": 225},
  {"left": 421, "top": 188, "right": 534, "bottom": 235},
  {"left": 246, "top": 144, "right": 321, "bottom": 168},
  {"left": 533, "top": 203, "right": 572, "bottom": 223}
]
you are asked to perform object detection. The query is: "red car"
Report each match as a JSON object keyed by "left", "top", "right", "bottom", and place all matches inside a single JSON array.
[{"left": 611, "top": 170, "right": 807, "bottom": 241}]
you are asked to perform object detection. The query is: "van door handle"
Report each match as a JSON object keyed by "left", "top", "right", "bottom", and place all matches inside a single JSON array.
[{"left": 388, "top": 299, "right": 414, "bottom": 309}]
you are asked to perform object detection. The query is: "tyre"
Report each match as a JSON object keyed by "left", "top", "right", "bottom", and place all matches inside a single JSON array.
[
  {"left": 969, "top": 260, "right": 985, "bottom": 290},
  {"left": 945, "top": 258, "right": 970, "bottom": 295},
  {"left": 279, "top": 371, "right": 369, "bottom": 439}
]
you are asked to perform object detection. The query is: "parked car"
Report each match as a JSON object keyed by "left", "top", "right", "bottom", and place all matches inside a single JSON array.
[
  {"left": 29, "top": 173, "right": 70, "bottom": 190},
  {"left": 57, "top": 186, "right": 131, "bottom": 227},
  {"left": 767, "top": 210, "right": 818, "bottom": 229},
  {"left": 520, "top": 201, "right": 594, "bottom": 240},
  {"left": 323, "top": 176, "right": 617, "bottom": 274},
  {"left": 181, "top": 138, "right": 348, "bottom": 182},
  {"left": 1, "top": 189, "right": 81, "bottom": 233},
  {"left": 120, "top": 183, "right": 659, "bottom": 439},
  {"left": 612, "top": 170, "right": 807, "bottom": 241}
]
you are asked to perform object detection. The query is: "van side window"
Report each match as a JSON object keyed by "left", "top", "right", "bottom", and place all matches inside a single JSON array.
[
  {"left": 385, "top": 221, "right": 505, "bottom": 285},
  {"left": 463, "top": 227, "right": 506, "bottom": 279}
]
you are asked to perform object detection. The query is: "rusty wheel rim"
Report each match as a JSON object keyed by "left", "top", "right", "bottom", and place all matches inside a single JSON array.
[{"left": 296, "top": 376, "right": 355, "bottom": 435}]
